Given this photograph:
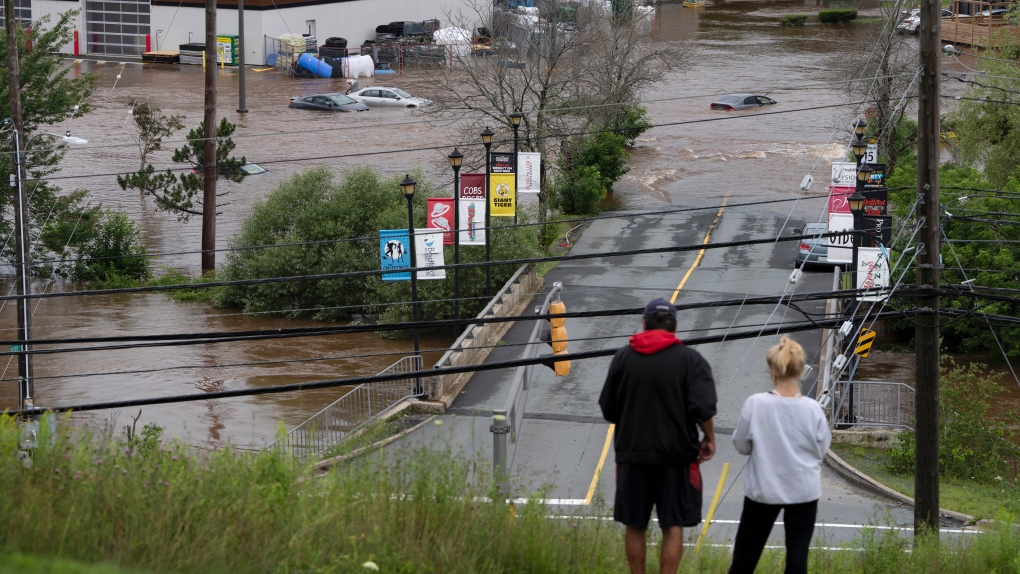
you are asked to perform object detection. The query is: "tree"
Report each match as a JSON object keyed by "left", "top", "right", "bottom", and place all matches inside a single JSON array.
[
  {"left": 832, "top": 8, "right": 921, "bottom": 175},
  {"left": 0, "top": 11, "right": 98, "bottom": 268},
  {"left": 951, "top": 54, "right": 1020, "bottom": 188},
  {"left": 118, "top": 116, "right": 246, "bottom": 222},
  {"left": 422, "top": 0, "right": 687, "bottom": 238}
]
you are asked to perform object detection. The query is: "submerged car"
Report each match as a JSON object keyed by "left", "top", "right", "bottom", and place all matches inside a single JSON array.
[
  {"left": 794, "top": 222, "right": 838, "bottom": 268},
  {"left": 347, "top": 86, "right": 433, "bottom": 108},
  {"left": 288, "top": 93, "right": 369, "bottom": 112},
  {"left": 710, "top": 93, "right": 777, "bottom": 111}
]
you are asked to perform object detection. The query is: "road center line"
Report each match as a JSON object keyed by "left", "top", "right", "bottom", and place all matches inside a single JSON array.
[{"left": 584, "top": 197, "right": 729, "bottom": 504}]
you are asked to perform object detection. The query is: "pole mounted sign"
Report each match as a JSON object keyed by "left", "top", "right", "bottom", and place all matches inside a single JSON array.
[
  {"left": 380, "top": 229, "right": 411, "bottom": 281},
  {"left": 517, "top": 152, "right": 540, "bottom": 194},
  {"left": 426, "top": 198, "right": 455, "bottom": 245},
  {"left": 414, "top": 232, "right": 446, "bottom": 279},
  {"left": 854, "top": 328, "right": 876, "bottom": 357},
  {"left": 489, "top": 152, "right": 516, "bottom": 217},
  {"left": 458, "top": 173, "right": 486, "bottom": 245}
]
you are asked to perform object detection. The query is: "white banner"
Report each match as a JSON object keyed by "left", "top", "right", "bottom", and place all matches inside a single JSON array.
[
  {"left": 827, "top": 213, "right": 854, "bottom": 264},
  {"left": 831, "top": 162, "right": 857, "bottom": 187},
  {"left": 857, "top": 246, "right": 890, "bottom": 302},
  {"left": 415, "top": 232, "right": 446, "bottom": 279},
  {"left": 458, "top": 198, "right": 485, "bottom": 246},
  {"left": 517, "top": 152, "right": 541, "bottom": 193}
]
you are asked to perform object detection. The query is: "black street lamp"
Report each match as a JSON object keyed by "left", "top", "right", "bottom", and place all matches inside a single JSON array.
[
  {"left": 448, "top": 148, "right": 464, "bottom": 332},
  {"left": 856, "top": 163, "right": 873, "bottom": 193},
  {"left": 853, "top": 118, "right": 868, "bottom": 139},
  {"left": 846, "top": 189, "right": 866, "bottom": 427},
  {"left": 481, "top": 126, "right": 495, "bottom": 297},
  {"left": 400, "top": 174, "right": 423, "bottom": 397},
  {"left": 851, "top": 138, "right": 869, "bottom": 167}
]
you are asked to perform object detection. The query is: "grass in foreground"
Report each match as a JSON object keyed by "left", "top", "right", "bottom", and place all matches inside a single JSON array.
[
  {"left": 3, "top": 416, "right": 1020, "bottom": 573},
  {"left": 320, "top": 411, "right": 430, "bottom": 460},
  {"left": 833, "top": 444, "right": 1020, "bottom": 520},
  {"left": 0, "top": 553, "right": 152, "bottom": 574}
]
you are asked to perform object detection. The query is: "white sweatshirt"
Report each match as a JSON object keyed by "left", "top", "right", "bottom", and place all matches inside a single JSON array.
[{"left": 732, "top": 391, "right": 832, "bottom": 505}]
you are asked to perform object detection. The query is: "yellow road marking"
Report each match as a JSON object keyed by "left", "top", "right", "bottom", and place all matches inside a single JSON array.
[
  {"left": 695, "top": 462, "right": 730, "bottom": 554},
  {"left": 585, "top": 197, "right": 729, "bottom": 503},
  {"left": 583, "top": 423, "right": 615, "bottom": 504},
  {"left": 671, "top": 198, "right": 728, "bottom": 304}
]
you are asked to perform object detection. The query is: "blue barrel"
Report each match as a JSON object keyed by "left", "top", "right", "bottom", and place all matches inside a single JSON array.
[{"left": 297, "top": 52, "right": 332, "bottom": 78}]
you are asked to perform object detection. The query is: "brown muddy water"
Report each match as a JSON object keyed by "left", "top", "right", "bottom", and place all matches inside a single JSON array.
[{"left": 0, "top": 0, "right": 985, "bottom": 449}]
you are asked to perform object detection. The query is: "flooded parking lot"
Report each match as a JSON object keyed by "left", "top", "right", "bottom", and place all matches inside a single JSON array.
[{"left": 2, "top": 0, "right": 992, "bottom": 449}]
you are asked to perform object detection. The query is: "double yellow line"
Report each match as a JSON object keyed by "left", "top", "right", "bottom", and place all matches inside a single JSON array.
[{"left": 583, "top": 198, "right": 729, "bottom": 505}]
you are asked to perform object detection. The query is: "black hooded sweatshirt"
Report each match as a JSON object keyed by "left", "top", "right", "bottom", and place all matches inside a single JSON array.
[{"left": 598, "top": 329, "right": 718, "bottom": 466}]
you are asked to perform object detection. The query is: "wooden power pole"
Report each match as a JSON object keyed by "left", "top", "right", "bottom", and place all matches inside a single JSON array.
[
  {"left": 5, "top": 0, "right": 34, "bottom": 410},
  {"left": 915, "top": 0, "right": 941, "bottom": 536},
  {"left": 202, "top": 0, "right": 218, "bottom": 274}
]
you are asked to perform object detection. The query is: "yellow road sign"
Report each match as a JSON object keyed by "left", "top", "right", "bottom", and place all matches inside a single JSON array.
[{"left": 855, "top": 328, "right": 876, "bottom": 358}]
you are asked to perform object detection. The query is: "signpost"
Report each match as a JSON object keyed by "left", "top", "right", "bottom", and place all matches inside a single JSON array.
[
  {"left": 855, "top": 328, "right": 876, "bottom": 358},
  {"left": 489, "top": 153, "right": 516, "bottom": 217}
]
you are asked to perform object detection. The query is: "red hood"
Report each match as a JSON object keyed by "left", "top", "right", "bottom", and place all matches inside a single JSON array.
[{"left": 629, "top": 330, "right": 682, "bottom": 355}]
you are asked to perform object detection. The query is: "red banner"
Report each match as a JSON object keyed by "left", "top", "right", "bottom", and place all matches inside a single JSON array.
[
  {"left": 426, "top": 198, "right": 455, "bottom": 245},
  {"left": 459, "top": 173, "right": 485, "bottom": 199},
  {"left": 828, "top": 185, "right": 854, "bottom": 215}
]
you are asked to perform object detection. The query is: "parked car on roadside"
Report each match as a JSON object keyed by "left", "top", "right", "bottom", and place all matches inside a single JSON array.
[
  {"left": 794, "top": 222, "right": 841, "bottom": 268},
  {"left": 288, "top": 93, "right": 369, "bottom": 112},
  {"left": 347, "top": 87, "right": 433, "bottom": 108},
  {"left": 710, "top": 93, "right": 777, "bottom": 111},
  {"left": 897, "top": 7, "right": 954, "bottom": 34}
]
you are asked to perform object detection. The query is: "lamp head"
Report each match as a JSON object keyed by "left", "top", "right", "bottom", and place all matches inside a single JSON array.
[
  {"left": 848, "top": 191, "right": 866, "bottom": 215},
  {"left": 480, "top": 126, "right": 494, "bottom": 147},
  {"left": 856, "top": 163, "right": 874, "bottom": 184},
  {"left": 400, "top": 175, "right": 416, "bottom": 198},
  {"left": 851, "top": 138, "right": 868, "bottom": 161},
  {"left": 852, "top": 118, "right": 868, "bottom": 137},
  {"left": 508, "top": 111, "right": 524, "bottom": 127},
  {"left": 448, "top": 147, "right": 464, "bottom": 168}
]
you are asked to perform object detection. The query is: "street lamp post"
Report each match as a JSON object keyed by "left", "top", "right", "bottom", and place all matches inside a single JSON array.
[
  {"left": 853, "top": 118, "right": 868, "bottom": 140},
  {"left": 400, "top": 175, "right": 423, "bottom": 398},
  {"left": 855, "top": 163, "right": 873, "bottom": 193},
  {"left": 851, "top": 137, "right": 869, "bottom": 168},
  {"left": 509, "top": 112, "right": 523, "bottom": 225},
  {"left": 846, "top": 189, "right": 867, "bottom": 427},
  {"left": 448, "top": 148, "right": 464, "bottom": 333},
  {"left": 481, "top": 127, "right": 494, "bottom": 297}
]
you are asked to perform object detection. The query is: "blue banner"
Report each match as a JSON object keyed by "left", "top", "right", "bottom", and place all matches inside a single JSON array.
[{"left": 380, "top": 229, "right": 411, "bottom": 281}]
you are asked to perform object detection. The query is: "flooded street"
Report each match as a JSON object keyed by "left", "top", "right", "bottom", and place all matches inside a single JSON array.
[{"left": 1, "top": 0, "right": 995, "bottom": 449}]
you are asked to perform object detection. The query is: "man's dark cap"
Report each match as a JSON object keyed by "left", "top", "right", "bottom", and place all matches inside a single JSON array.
[{"left": 643, "top": 298, "right": 676, "bottom": 321}]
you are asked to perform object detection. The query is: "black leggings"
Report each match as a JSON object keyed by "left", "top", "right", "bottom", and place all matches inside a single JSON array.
[{"left": 728, "top": 497, "right": 818, "bottom": 574}]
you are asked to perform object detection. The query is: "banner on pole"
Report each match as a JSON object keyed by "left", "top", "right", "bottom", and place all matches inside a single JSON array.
[
  {"left": 426, "top": 198, "right": 455, "bottom": 245},
  {"left": 517, "top": 152, "right": 540, "bottom": 193},
  {"left": 415, "top": 232, "right": 446, "bottom": 279},
  {"left": 857, "top": 246, "right": 890, "bottom": 301},
  {"left": 828, "top": 185, "right": 854, "bottom": 215},
  {"left": 831, "top": 162, "right": 857, "bottom": 187},
  {"left": 379, "top": 229, "right": 410, "bottom": 281},
  {"left": 489, "top": 173, "right": 516, "bottom": 217},
  {"left": 827, "top": 213, "right": 854, "bottom": 264},
  {"left": 458, "top": 173, "right": 486, "bottom": 245},
  {"left": 861, "top": 187, "right": 888, "bottom": 216}
]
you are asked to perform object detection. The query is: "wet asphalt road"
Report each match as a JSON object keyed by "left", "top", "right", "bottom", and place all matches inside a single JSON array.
[{"left": 394, "top": 204, "right": 966, "bottom": 547}]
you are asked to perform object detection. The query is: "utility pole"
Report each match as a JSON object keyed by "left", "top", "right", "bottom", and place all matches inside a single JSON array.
[
  {"left": 5, "top": 0, "right": 34, "bottom": 411},
  {"left": 915, "top": 0, "right": 941, "bottom": 537},
  {"left": 202, "top": 0, "right": 218, "bottom": 274},
  {"left": 237, "top": 0, "right": 247, "bottom": 114}
]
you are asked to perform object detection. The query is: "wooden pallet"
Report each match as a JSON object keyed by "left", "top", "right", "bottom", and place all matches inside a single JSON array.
[{"left": 142, "top": 50, "right": 180, "bottom": 64}]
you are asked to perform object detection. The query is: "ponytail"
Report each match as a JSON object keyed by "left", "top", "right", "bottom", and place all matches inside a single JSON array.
[{"left": 766, "top": 335, "right": 805, "bottom": 380}]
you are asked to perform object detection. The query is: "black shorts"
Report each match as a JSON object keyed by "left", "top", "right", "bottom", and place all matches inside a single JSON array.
[{"left": 614, "top": 462, "right": 703, "bottom": 529}]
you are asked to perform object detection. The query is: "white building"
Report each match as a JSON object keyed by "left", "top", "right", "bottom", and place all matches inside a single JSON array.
[{"left": 9, "top": 0, "right": 475, "bottom": 62}]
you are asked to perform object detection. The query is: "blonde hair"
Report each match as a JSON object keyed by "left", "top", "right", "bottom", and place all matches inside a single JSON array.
[{"left": 766, "top": 336, "right": 805, "bottom": 381}]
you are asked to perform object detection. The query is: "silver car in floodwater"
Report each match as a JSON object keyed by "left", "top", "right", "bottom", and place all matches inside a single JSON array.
[
  {"left": 794, "top": 222, "right": 840, "bottom": 268},
  {"left": 710, "top": 93, "right": 777, "bottom": 111}
]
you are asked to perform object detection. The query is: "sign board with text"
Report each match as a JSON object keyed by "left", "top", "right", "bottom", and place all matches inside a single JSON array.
[
  {"left": 831, "top": 162, "right": 857, "bottom": 187},
  {"left": 489, "top": 173, "right": 516, "bottom": 217},
  {"left": 861, "top": 187, "right": 888, "bottom": 217},
  {"left": 827, "top": 213, "right": 854, "bottom": 264},
  {"left": 517, "top": 152, "right": 540, "bottom": 193},
  {"left": 828, "top": 185, "right": 854, "bottom": 215},
  {"left": 458, "top": 173, "right": 486, "bottom": 245},
  {"left": 414, "top": 232, "right": 446, "bottom": 279},
  {"left": 860, "top": 215, "right": 893, "bottom": 247},
  {"left": 857, "top": 246, "right": 890, "bottom": 301},
  {"left": 380, "top": 229, "right": 411, "bottom": 281}
]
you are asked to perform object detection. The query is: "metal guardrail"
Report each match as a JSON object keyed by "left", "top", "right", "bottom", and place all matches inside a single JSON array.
[
  {"left": 830, "top": 380, "right": 915, "bottom": 431},
  {"left": 265, "top": 355, "right": 422, "bottom": 461},
  {"left": 490, "top": 281, "right": 564, "bottom": 495}
]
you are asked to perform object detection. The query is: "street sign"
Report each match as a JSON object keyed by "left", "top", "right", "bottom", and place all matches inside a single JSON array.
[
  {"left": 855, "top": 328, "right": 876, "bottom": 357},
  {"left": 865, "top": 143, "right": 878, "bottom": 164},
  {"left": 9, "top": 345, "right": 21, "bottom": 352}
]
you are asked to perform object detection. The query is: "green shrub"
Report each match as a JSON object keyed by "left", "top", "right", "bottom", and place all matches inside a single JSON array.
[
  {"left": 780, "top": 14, "right": 809, "bottom": 26},
  {"left": 553, "top": 130, "right": 631, "bottom": 215},
  {"left": 818, "top": 8, "right": 858, "bottom": 23},
  {"left": 70, "top": 209, "right": 149, "bottom": 284},
  {"left": 214, "top": 166, "right": 541, "bottom": 330},
  {"left": 886, "top": 358, "right": 1020, "bottom": 482}
]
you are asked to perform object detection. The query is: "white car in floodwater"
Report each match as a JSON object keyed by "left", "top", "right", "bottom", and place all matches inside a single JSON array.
[{"left": 347, "top": 87, "right": 433, "bottom": 108}]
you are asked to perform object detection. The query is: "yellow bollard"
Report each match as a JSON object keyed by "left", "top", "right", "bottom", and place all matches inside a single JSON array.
[{"left": 694, "top": 462, "right": 729, "bottom": 555}]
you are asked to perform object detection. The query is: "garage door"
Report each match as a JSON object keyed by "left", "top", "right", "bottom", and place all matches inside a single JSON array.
[
  {"left": 86, "top": 0, "right": 150, "bottom": 56},
  {"left": 0, "top": 0, "right": 32, "bottom": 27}
]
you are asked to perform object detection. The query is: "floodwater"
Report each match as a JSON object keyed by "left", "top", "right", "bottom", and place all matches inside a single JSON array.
[{"left": 0, "top": 0, "right": 987, "bottom": 449}]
